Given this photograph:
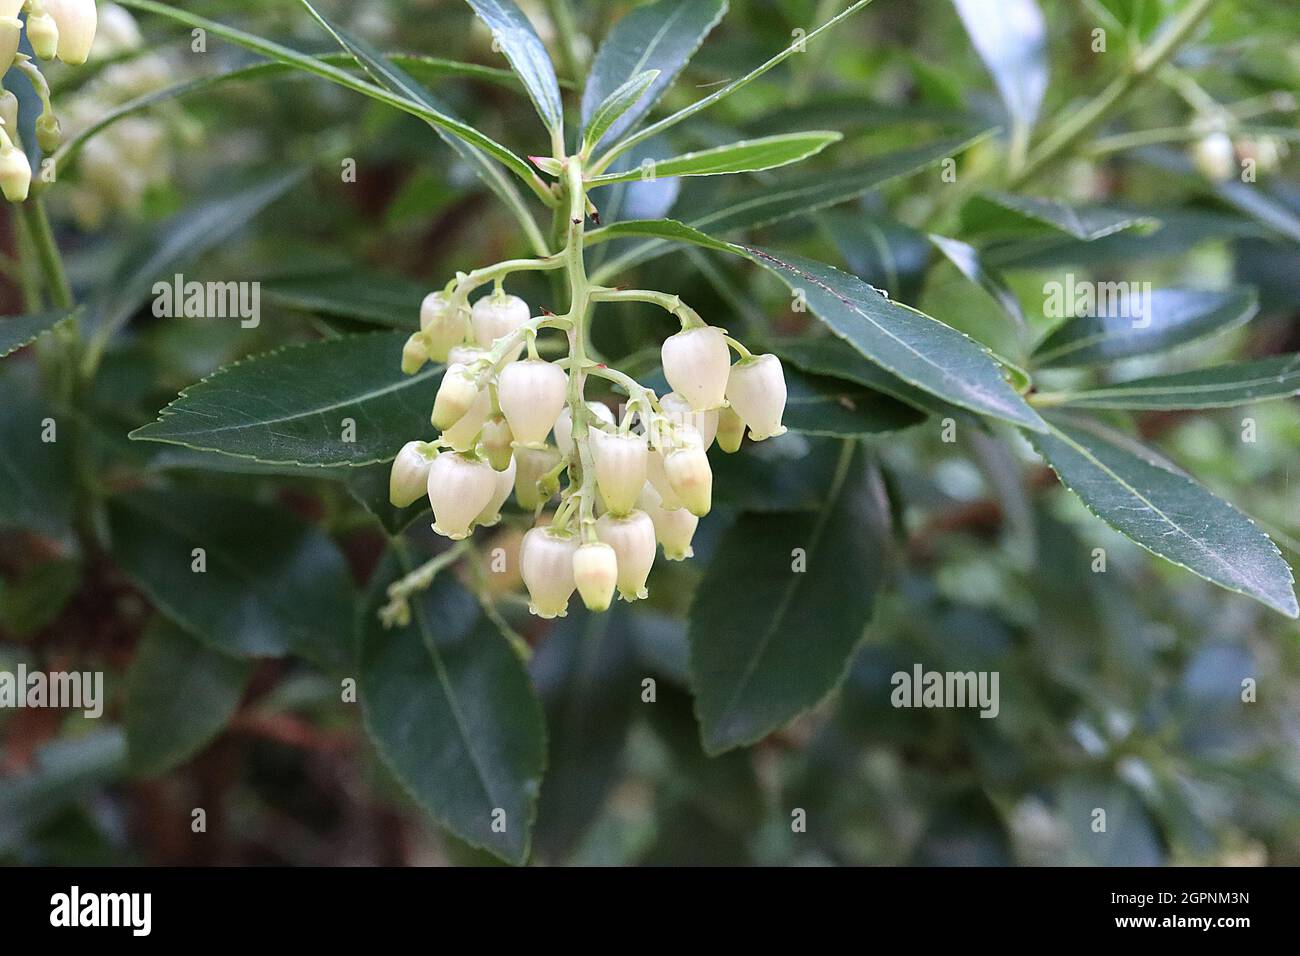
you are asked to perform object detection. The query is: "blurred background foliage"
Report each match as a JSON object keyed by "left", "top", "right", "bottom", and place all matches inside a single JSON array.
[{"left": 0, "top": 0, "right": 1297, "bottom": 866}]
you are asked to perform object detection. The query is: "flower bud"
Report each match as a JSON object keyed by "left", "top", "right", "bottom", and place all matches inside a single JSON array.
[
  {"left": 639, "top": 483, "right": 698, "bottom": 561},
  {"left": 441, "top": 383, "right": 491, "bottom": 451},
  {"left": 726, "top": 354, "right": 787, "bottom": 441},
  {"left": 662, "top": 326, "right": 730, "bottom": 411},
  {"left": 520, "top": 526, "right": 579, "bottom": 618},
  {"left": 401, "top": 332, "right": 431, "bottom": 374},
  {"left": 427, "top": 452, "right": 497, "bottom": 540},
  {"left": 590, "top": 428, "right": 647, "bottom": 516},
  {"left": 573, "top": 541, "right": 618, "bottom": 612},
  {"left": 664, "top": 443, "right": 712, "bottom": 516},
  {"left": 660, "top": 391, "right": 717, "bottom": 449},
  {"left": 554, "top": 401, "right": 615, "bottom": 458},
  {"left": 475, "top": 454, "right": 517, "bottom": 527},
  {"left": 1192, "top": 132, "right": 1235, "bottom": 181},
  {"left": 498, "top": 358, "right": 567, "bottom": 446},
  {"left": 595, "top": 510, "right": 656, "bottom": 601},
  {"left": 716, "top": 403, "right": 745, "bottom": 453},
  {"left": 0, "top": 143, "right": 30, "bottom": 202},
  {"left": 481, "top": 415, "right": 514, "bottom": 471},
  {"left": 27, "top": 11, "right": 59, "bottom": 60},
  {"left": 47, "top": 0, "right": 97, "bottom": 65},
  {"left": 514, "top": 444, "right": 562, "bottom": 509},
  {"left": 420, "top": 291, "right": 466, "bottom": 361},
  {"left": 389, "top": 440, "right": 437, "bottom": 508},
  {"left": 35, "top": 111, "right": 61, "bottom": 153},
  {"left": 471, "top": 292, "right": 529, "bottom": 350},
  {"left": 0, "top": 16, "right": 21, "bottom": 76},
  {"left": 431, "top": 363, "right": 479, "bottom": 429}
]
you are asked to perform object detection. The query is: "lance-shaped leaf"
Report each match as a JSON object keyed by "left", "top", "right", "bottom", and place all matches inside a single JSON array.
[
  {"left": 126, "top": 623, "right": 252, "bottom": 776},
  {"left": 465, "top": 0, "right": 564, "bottom": 135},
  {"left": 108, "top": 490, "right": 358, "bottom": 663},
  {"left": 580, "top": 0, "right": 728, "bottom": 149},
  {"left": 951, "top": 0, "right": 1047, "bottom": 136},
  {"left": 0, "top": 311, "right": 75, "bottom": 359},
  {"left": 120, "top": 3, "right": 543, "bottom": 201},
  {"left": 360, "top": 564, "right": 546, "bottom": 865},
  {"left": 581, "top": 70, "right": 659, "bottom": 154},
  {"left": 1028, "top": 418, "right": 1298, "bottom": 618},
  {"left": 690, "top": 442, "right": 890, "bottom": 753},
  {"left": 966, "top": 191, "right": 1160, "bottom": 240},
  {"left": 1048, "top": 354, "right": 1300, "bottom": 410},
  {"left": 598, "top": 0, "right": 874, "bottom": 167},
  {"left": 1032, "top": 287, "right": 1259, "bottom": 368},
  {"left": 261, "top": 272, "right": 427, "bottom": 329},
  {"left": 783, "top": 367, "right": 924, "bottom": 436},
  {"left": 130, "top": 332, "right": 442, "bottom": 467},
  {"left": 587, "top": 130, "right": 994, "bottom": 279},
  {"left": 586, "top": 222, "right": 1041, "bottom": 428},
  {"left": 587, "top": 132, "right": 841, "bottom": 186},
  {"left": 746, "top": 248, "right": 1046, "bottom": 430},
  {"left": 297, "top": 1, "right": 550, "bottom": 232}
]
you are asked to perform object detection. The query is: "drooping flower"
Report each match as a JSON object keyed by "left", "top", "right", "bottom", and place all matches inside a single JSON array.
[{"left": 662, "top": 326, "right": 730, "bottom": 411}]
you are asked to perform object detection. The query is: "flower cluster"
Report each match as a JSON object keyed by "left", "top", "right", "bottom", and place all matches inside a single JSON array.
[
  {"left": 0, "top": 0, "right": 98, "bottom": 202},
  {"left": 390, "top": 281, "right": 788, "bottom": 620}
]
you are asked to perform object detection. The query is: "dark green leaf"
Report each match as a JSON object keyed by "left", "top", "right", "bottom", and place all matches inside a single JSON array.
[
  {"left": 1028, "top": 418, "right": 1298, "bottom": 618},
  {"left": 966, "top": 191, "right": 1160, "bottom": 240},
  {"left": 125, "top": 622, "right": 252, "bottom": 776},
  {"left": 108, "top": 489, "right": 358, "bottom": 663},
  {"left": 359, "top": 565, "right": 545, "bottom": 865},
  {"left": 0, "top": 558, "right": 81, "bottom": 638},
  {"left": 0, "top": 367, "right": 75, "bottom": 539},
  {"left": 580, "top": 0, "right": 727, "bottom": 149},
  {"left": 783, "top": 367, "right": 924, "bottom": 436},
  {"left": 951, "top": 0, "right": 1047, "bottom": 133},
  {"left": 261, "top": 273, "right": 427, "bottom": 329},
  {"left": 531, "top": 605, "right": 639, "bottom": 862},
  {"left": 929, "top": 234, "right": 1028, "bottom": 338},
  {"left": 588, "top": 132, "right": 841, "bottom": 186},
  {"left": 343, "top": 461, "right": 429, "bottom": 535},
  {"left": 465, "top": 0, "right": 564, "bottom": 134},
  {"left": 0, "top": 311, "right": 75, "bottom": 359},
  {"left": 130, "top": 332, "right": 441, "bottom": 467},
  {"left": 581, "top": 70, "right": 659, "bottom": 154},
  {"left": 1050, "top": 354, "right": 1300, "bottom": 409},
  {"left": 690, "top": 442, "right": 891, "bottom": 752},
  {"left": 1032, "top": 287, "right": 1259, "bottom": 368}
]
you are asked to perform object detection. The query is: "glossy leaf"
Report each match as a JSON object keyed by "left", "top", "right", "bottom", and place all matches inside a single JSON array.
[
  {"left": 131, "top": 332, "right": 442, "bottom": 467},
  {"left": 465, "top": 0, "right": 564, "bottom": 134},
  {"left": 582, "top": 70, "right": 659, "bottom": 154},
  {"left": 1051, "top": 354, "right": 1300, "bottom": 409},
  {"left": 690, "top": 441, "right": 890, "bottom": 753},
  {"left": 0, "top": 311, "right": 74, "bottom": 359},
  {"left": 261, "top": 273, "right": 427, "bottom": 329},
  {"left": 359, "top": 565, "right": 545, "bottom": 865},
  {"left": 1028, "top": 418, "right": 1298, "bottom": 618},
  {"left": 580, "top": 0, "right": 728, "bottom": 149},
  {"left": 745, "top": 248, "right": 1046, "bottom": 430},
  {"left": 126, "top": 623, "right": 252, "bottom": 776},
  {"left": 783, "top": 367, "right": 925, "bottom": 436},
  {"left": 1032, "top": 287, "right": 1259, "bottom": 368},
  {"left": 967, "top": 191, "right": 1160, "bottom": 240},
  {"left": 951, "top": 0, "right": 1047, "bottom": 133},
  {"left": 587, "top": 132, "right": 841, "bottom": 186},
  {"left": 531, "top": 605, "right": 639, "bottom": 862},
  {"left": 108, "top": 489, "right": 358, "bottom": 663}
]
